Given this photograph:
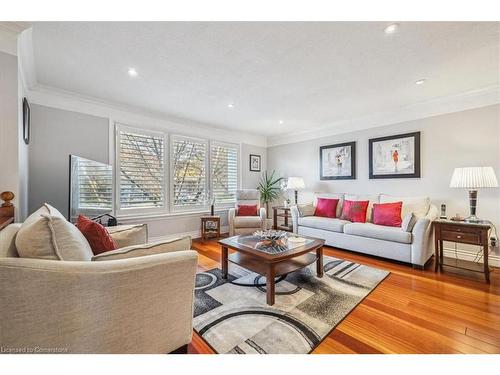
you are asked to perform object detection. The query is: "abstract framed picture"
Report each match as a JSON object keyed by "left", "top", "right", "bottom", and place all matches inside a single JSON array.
[
  {"left": 320, "top": 141, "right": 356, "bottom": 180},
  {"left": 249, "top": 154, "right": 261, "bottom": 172},
  {"left": 369, "top": 131, "right": 420, "bottom": 179}
]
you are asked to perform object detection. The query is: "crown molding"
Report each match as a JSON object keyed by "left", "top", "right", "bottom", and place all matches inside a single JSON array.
[
  {"left": 26, "top": 84, "right": 268, "bottom": 147},
  {"left": 266, "top": 85, "right": 500, "bottom": 147},
  {"left": 0, "top": 22, "right": 31, "bottom": 56},
  {"left": 18, "top": 28, "right": 36, "bottom": 91}
]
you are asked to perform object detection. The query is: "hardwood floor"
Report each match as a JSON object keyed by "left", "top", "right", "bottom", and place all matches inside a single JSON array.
[{"left": 188, "top": 236, "right": 500, "bottom": 354}]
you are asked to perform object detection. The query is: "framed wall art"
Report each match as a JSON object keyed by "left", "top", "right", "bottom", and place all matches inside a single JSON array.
[
  {"left": 249, "top": 154, "right": 261, "bottom": 172},
  {"left": 369, "top": 131, "right": 420, "bottom": 179},
  {"left": 320, "top": 141, "right": 356, "bottom": 180}
]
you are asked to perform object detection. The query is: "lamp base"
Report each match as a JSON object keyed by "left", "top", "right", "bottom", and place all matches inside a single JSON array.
[{"left": 464, "top": 215, "right": 480, "bottom": 223}]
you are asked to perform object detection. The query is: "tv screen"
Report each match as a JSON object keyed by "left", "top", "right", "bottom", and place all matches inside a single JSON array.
[{"left": 69, "top": 155, "right": 113, "bottom": 223}]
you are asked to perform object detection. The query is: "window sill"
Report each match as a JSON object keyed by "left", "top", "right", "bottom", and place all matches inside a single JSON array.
[{"left": 116, "top": 208, "right": 230, "bottom": 222}]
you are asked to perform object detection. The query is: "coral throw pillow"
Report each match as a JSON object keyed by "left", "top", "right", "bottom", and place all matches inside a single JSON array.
[
  {"left": 314, "top": 198, "right": 339, "bottom": 218},
  {"left": 76, "top": 215, "right": 118, "bottom": 255},
  {"left": 236, "top": 204, "right": 258, "bottom": 216},
  {"left": 340, "top": 200, "right": 369, "bottom": 223},
  {"left": 373, "top": 202, "right": 403, "bottom": 227}
]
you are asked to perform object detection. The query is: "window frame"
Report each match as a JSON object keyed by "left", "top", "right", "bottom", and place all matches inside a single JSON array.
[
  {"left": 114, "top": 123, "right": 241, "bottom": 218},
  {"left": 115, "top": 123, "right": 169, "bottom": 217},
  {"left": 169, "top": 134, "right": 210, "bottom": 213},
  {"left": 209, "top": 140, "right": 241, "bottom": 208}
]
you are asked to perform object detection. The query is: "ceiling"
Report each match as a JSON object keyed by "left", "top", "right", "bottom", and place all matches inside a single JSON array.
[{"left": 30, "top": 22, "right": 500, "bottom": 137}]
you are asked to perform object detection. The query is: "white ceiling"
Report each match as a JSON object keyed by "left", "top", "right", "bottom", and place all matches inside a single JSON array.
[{"left": 30, "top": 22, "right": 499, "bottom": 137}]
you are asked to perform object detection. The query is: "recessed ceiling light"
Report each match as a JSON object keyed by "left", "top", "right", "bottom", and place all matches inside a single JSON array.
[
  {"left": 279, "top": 120, "right": 284, "bottom": 125},
  {"left": 227, "top": 103, "right": 234, "bottom": 108},
  {"left": 127, "top": 68, "right": 138, "bottom": 77},
  {"left": 415, "top": 79, "right": 426, "bottom": 85},
  {"left": 384, "top": 23, "right": 399, "bottom": 34}
]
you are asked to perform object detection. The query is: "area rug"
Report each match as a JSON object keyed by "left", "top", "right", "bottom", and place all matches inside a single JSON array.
[{"left": 193, "top": 256, "right": 389, "bottom": 354}]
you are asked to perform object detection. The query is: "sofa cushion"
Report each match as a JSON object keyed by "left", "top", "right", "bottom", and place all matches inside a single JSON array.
[
  {"left": 106, "top": 224, "right": 148, "bottom": 248},
  {"left": 343, "top": 222, "right": 412, "bottom": 244},
  {"left": 340, "top": 200, "right": 370, "bottom": 223},
  {"left": 314, "top": 198, "right": 339, "bottom": 218},
  {"left": 372, "top": 202, "right": 403, "bottom": 227},
  {"left": 92, "top": 236, "right": 192, "bottom": 261},
  {"left": 344, "top": 194, "right": 379, "bottom": 222},
  {"left": 402, "top": 212, "right": 417, "bottom": 232},
  {"left": 314, "top": 193, "right": 345, "bottom": 218},
  {"left": 76, "top": 215, "right": 118, "bottom": 255},
  {"left": 297, "top": 203, "right": 315, "bottom": 217},
  {"left": 298, "top": 216, "right": 350, "bottom": 233},
  {"left": 236, "top": 204, "right": 258, "bottom": 216},
  {"left": 234, "top": 216, "right": 262, "bottom": 228},
  {"left": 379, "top": 194, "right": 430, "bottom": 219},
  {"left": 16, "top": 204, "right": 93, "bottom": 261}
]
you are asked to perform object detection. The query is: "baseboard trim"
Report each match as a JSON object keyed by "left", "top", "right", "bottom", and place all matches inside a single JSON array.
[{"left": 442, "top": 246, "right": 499, "bottom": 268}]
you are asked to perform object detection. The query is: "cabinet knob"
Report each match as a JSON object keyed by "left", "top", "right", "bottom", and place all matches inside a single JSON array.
[{"left": 457, "top": 235, "right": 462, "bottom": 239}]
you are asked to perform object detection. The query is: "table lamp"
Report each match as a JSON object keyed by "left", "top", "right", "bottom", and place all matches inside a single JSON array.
[
  {"left": 287, "top": 177, "right": 305, "bottom": 205},
  {"left": 449, "top": 167, "right": 498, "bottom": 223}
]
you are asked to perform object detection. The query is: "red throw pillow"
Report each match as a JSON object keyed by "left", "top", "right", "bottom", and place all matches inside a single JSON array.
[
  {"left": 340, "top": 200, "right": 369, "bottom": 223},
  {"left": 76, "top": 215, "right": 118, "bottom": 255},
  {"left": 236, "top": 204, "right": 258, "bottom": 216},
  {"left": 314, "top": 198, "right": 339, "bottom": 218},
  {"left": 373, "top": 202, "right": 403, "bottom": 227}
]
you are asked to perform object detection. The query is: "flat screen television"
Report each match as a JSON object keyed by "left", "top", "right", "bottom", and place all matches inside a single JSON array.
[{"left": 69, "top": 155, "right": 113, "bottom": 223}]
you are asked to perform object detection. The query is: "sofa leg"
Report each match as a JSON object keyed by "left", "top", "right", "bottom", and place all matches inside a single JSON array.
[
  {"left": 412, "top": 264, "right": 424, "bottom": 270},
  {"left": 170, "top": 344, "right": 188, "bottom": 354}
]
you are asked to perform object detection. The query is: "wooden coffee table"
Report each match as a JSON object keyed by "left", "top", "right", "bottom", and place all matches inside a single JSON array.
[{"left": 219, "top": 235, "right": 325, "bottom": 305}]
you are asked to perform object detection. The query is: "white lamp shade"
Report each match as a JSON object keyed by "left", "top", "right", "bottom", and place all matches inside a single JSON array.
[
  {"left": 449, "top": 167, "right": 498, "bottom": 189},
  {"left": 287, "top": 177, "right": 305, "bottom": 190}
]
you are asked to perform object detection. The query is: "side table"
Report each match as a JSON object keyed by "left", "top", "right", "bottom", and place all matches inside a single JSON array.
[
  {"left": 272, "top": 206, "right": 292, "bottom": 232},
  {"left": 201, "top": 216, "right": 221, "bottom": 240},
  {"left": 433, "top": 219, "right": 491, "bottom": 282}
]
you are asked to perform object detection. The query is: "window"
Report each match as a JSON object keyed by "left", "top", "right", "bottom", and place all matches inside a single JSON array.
[
  {"left": 117, "top": 125, "right": 166, "bottom": 212},
  {"left": 69, "top": 155, "right": 113, "bottom": 221},
  {"left": 210, "top": 142, "right": 239, "bottom": 205},
  {"left": 171, "top": 135, "right": 208, "bottom": 210},
  {"left": 115, "top": 123, "right": 240, "bottom": 216}
]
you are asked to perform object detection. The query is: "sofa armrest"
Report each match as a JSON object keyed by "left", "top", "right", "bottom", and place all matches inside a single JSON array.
[
  {"left": 106, "top": 224, "right": 148, "bottom": 247},
  {"left": 410, "top": 205, "right": 438, "bottom": 266},
  {"left": 92, "top": 236, "right": 192, "bottom": 261},
  {"left": 291, "top": 206, "right": 299, "bottom": 234},
  {"left": 0, "top": 251, "right": 198, "bottom": 353},
  {"left": 228, "top": 208, "right": 236, "bottom": 236},
  {"left": 259, "top": 207, "right": 267, "bottom": 230}
]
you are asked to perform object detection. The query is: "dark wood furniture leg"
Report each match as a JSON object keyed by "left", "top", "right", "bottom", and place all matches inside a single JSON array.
[
  {"left": 434, "top": 230, "right": 440, "bottom": 272},
  {"left": 483, "top": 232, "right": 490, "bottom": 283},
  {"left": 316, "top": 247, "right": 324, "bottom": 277},
  {"left": 439, "top": 239, "right": 444, "bottom": 270},
  {"left": 267, "top": 264, "right": 276, "bottom": 305},
  {"left": 170, "top": 344, "right": 188, "bottom": 354},
  {"left": 221, "top": 246, "right": 228, "bottom": 279}
]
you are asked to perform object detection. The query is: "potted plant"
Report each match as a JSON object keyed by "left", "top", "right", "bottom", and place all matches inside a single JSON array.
[{"left": 257, "top": 170, "right": 284, "bottom": 220}]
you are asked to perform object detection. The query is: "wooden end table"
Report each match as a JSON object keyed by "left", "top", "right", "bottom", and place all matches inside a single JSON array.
[
  {"left": 201, "top": 216, "right": 220, "bottom": 240},
  {"left": 433, "top": 219, "right": 491, "bottom": 282},
  {"left": 272, "top": 206, "right": 293, "bottom": 232},
  {"left": 219, "top": 235, "right": 325, "bottom": 305}
]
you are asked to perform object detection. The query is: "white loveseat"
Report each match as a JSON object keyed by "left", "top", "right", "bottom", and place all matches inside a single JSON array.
[{"left": 291, "top": 193, "right": 438, "bottom": 268}]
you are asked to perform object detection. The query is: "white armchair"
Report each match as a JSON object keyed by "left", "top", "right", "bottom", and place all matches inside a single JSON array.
[
  {"left": 228, "top": 189, "right": 266, "bottom": 236},
  {"left": 0, "top": 223, "right": 197, "bottom": 354}
]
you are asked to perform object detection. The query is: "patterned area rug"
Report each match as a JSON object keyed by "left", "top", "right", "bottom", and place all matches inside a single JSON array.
[{"left": 193, "top": 256, "right": 389, "bottom": 354}]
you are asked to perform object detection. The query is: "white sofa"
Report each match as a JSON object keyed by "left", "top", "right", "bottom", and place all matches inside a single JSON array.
[{"left": 291, "top": 193, "right": 438, "bottom": 268}]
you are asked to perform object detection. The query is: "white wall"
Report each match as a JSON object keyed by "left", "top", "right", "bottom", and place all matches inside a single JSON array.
[
  {"left": 241, "top": 143, "right": 267, "bottom": 190},
  {"left": 268, "top": 105, "right": 500, "bottom": 259},
  {"left": 0, "top": 51, "right": 20, "bottom": 219}
]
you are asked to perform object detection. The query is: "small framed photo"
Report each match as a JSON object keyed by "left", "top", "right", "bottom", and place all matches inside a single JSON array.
[
  {"left": 249, "top": 154, "right": 261, "bottom": 172},
  {"left": 369, "top": 131, "right": 420, "bottom": 179},
  {"left": 320, "top": 142, "right": 356, "bottom": 180}
]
